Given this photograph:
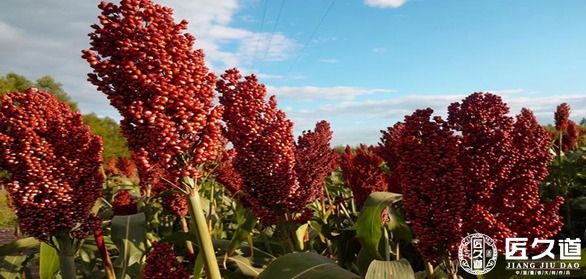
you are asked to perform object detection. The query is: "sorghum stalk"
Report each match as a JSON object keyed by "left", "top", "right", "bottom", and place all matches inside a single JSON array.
[
  {"left": 180, "top": 217, "right": 195, "bottom": 257},
  {"left": 55, "top": 232, "right": 77, "bottom": 279},
  {"left": 162, "top": 192, "right": 194, "bottom": 257},
  {"left": 207, "top": 182, "right": 215, "bottom": 231},
  {"left": 185, "top": 177, "right": 221, "bottom": 279}
]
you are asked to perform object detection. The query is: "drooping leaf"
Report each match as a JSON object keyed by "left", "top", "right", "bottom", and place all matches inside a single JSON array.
[
  {"left": 0, "top": 237, "right": 39, "bottom": 256},
  {"left": 354, "top": 191, "right": 402, "bottom": 271},
  {"left": 111, "top": 213, "right": 147, "bottom": 279},
  {"left": 386, "top": 209, "right": 413, "bottom": 243},
  {"left": 225, "top": 255, "right": 264, "bottom": 277},
  {"left": 256, "top": 252, "right": 360, "bottom": 279},
  {"left": 365, "top": 259, "right": 415, "bottom": 279},
  {"left": 39, "top": 242, "right": 59, "bottom": 279},
  {"left": 0, "top": 255, "right": 27, "bottom": 279}
]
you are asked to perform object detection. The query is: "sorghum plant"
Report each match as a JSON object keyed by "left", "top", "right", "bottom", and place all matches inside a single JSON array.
[
  {"left": 112, "top": 190, "right": 138, "bottom": 215},
  {"left": 162, "top": 192, "right": 189, "bottom": 218},
  {"left": 217, "top": 69, "right": 338, "bottom": 225},
  {"left": 555, "top": 103, "right": 582, "bottom": 152},
  {"left": 118, "top": 158, "right": 137, "bottom": 177},
  {"left": 83, "top": 0, "right": 223, "bottom": 192},
  {"left": 217, "top": 69, "right": 298, "bottom": 224},
  {"left": 0, "top": 88, "right": 104, "bottom": 278},
  {"left": 378, "top": 122, "right": 404, "bottom": 193},
  {"left": 295, "top": 121, "right": 339, "bottom": 216},
  {"left": 340, "top": 145, "right": 389, "bottom": 208},
  {"left": 215, "top": 149, "right": 243, "bottom": 194},
  {"left": 381, "top": 93, "right": 564, "bottom": 268},
  {"left": 548, "top": 103, "right": 585, "bottom": 238},
  {"left": 83, "top": 0, "right": 223, "bottom": 276},
  {"left": 392, "top": 109, "right": 465, "bottom": 267},
  {"left": 144, "top": 242, "right": 189, "bottom": 279},
  {"left": 449, "top": 94, "right": 563, "bottom": 251}
]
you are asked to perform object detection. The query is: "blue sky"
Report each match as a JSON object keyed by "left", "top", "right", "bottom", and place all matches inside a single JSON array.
[{"left": 1, "top": 0, "right": 585, "bottom": 144}]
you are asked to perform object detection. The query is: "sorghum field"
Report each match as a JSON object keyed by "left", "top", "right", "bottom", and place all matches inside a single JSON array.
[{"left": 0, "top": 0, "right": 585, "bottom": 279}]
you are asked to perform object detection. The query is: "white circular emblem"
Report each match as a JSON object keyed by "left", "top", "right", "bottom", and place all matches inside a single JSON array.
[{"left": 458, "top": 233, "right": 498, "bottom": 275}]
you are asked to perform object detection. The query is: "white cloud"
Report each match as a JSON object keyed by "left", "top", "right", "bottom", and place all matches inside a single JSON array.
[
  {"left": 0, "top": 0, "right": 299, "bottom": 118},
  {"left": 285, "top": 89, "right": 586, "bottom": 145},
  {"left": 364, "top": 0, "right": 407, "bottom": 8},
  {"left": 257, "top": 73, "right": 285, "bottom": 80},
  {"left": 160, "top": 0, "right": 298, "bottom": 69},
  {"left": 0, "top": 21, "right": 21, "bottom": 42},
  {"left": 298, "top": 90, "right": 586, "bottom": 121},
  {"left": 267, "top": 86, "right": 394, "bottom": 101},
  {"left": 318, "top": 58, "right": 339, "bottom": 64},
  {"left": 238, "top": 33, "right": 299, "bottom": 63}
]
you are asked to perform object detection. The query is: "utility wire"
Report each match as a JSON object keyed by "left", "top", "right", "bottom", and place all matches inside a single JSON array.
[
  {"left": 251, "top": 0, "right": 269, "bottom": 64},
  {"left": 285, "top": 0, "right": 337, "bottom": 76},
  {"left": 259, "top": 0, "right": 287, "bottom": 69}
]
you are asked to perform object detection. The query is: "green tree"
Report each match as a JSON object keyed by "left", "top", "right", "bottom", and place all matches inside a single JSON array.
[
  {"left": 83, "top": 113, "right": 130, "bottom": 159},
  {"left": 0, "top": 72, "right": 33, "bottom": 94}
]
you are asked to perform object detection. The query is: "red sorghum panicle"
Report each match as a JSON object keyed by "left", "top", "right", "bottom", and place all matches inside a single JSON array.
[
  {"left": 477, "top": 108, "right": 564, "bottom": 252},
  {"left": 218, "top": 69, "right": 336, "bottom": 224},
  {"left": 393, "top": 109, "right": 465, "bottom": 264},
  {"left": 378, "top": 122, "right": 404, "bottom": 193},
  {"left": 117, "top": 157, "right": 138, "bottom": 179},
  {"left": 112, "top": 190, "right": 137, "bottom": 215},
  {"left": 215, "top": 149, "right": 243, "bottom": 193},
  {"left": 0, "top": 89, "right": 104, "bottom": 241},
  {"left": 449, "top": 94, "right": 563, "bottom": 251},
  {"left": 555, "top": 103, "right": 570, "bottom": 132},
  {"left": 339, "top": 145, "right": 388, "bottom": 208},
  {"left": 447, "top": 93, "right": 515, "bottom": 206},
  {"left": 293, "top": 121, "right": 338, "bottom": 210},
  {"left": 104, "top": 157, "right": 121, "bottom": 176},
  {"left": 217, "top": 69, "right": 299, "bottom": 222},
  {"left": 554, "top": 103, "right": 582, "bottom": 152},
  {"left": 162, "top": 192, "right": 188, "bottom": 218},
  {"left": 83, "top": 0, "right": 223, "bottom": 192},
  {"left": 378, "top": 122, "right": 404, "bottom": 166},
  {"left": 144, "top": 242, "right": 189, "bottom": 279},
  {"left": 380, "top": 93, "right": 564, "bottom": 260},
  {"left": 562, "top": 121, "right": 581, "bottom": 151}
]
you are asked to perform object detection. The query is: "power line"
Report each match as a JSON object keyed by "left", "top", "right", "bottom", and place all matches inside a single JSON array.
[
  {"left": 251, "top": 0, "right": 269, "bottom": 64},
  {"left": 259, "top": 0, "right": 287, "bottom": 68},
  {"left": 285, "top": 0, "right": 337, "bottom": 76}
]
